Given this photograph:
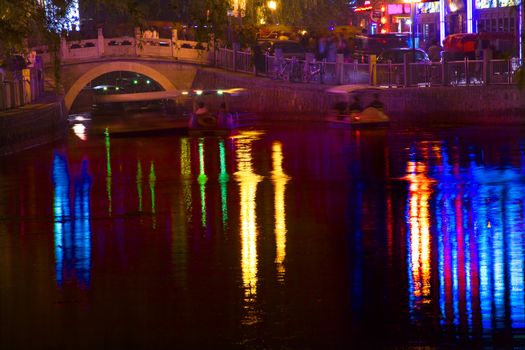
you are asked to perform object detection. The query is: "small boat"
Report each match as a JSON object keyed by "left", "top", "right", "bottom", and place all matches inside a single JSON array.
[
  {"left": 188, "top": 111, "right": 238, "bottom": 136},
  {"left": 327, "top": 107, "right": 390, "bottom": 128}
]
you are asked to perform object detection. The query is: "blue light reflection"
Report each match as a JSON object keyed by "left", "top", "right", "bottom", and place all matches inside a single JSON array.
[
  {"left": 405, "top": 142, "right": 525, "bottom": 340},
  {"left": 52, "top": 153, "right": 92, "bottom": 288}
]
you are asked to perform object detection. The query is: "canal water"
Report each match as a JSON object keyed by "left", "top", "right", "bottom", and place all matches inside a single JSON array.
[{"left": 1, "top": 115, "right": 524, "bottom": 349}]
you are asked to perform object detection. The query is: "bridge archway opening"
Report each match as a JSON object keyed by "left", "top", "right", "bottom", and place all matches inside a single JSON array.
[
  {"left": 70, "top": 71, "right": 165, "bottom": 113},
  {"left": 65, "top": 61, "right": 177, "bottom": 112}
]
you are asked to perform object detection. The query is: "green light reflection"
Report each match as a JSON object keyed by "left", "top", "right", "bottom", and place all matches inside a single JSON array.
[
  {"left": 137, "top": 160, "right": 143, "bottom": 212},
  {"left": 104, "top": 128, "right": 112, "bottom": 215},
  {"left": 198, "top": 138, "right": 208, "bottom": 227},
  {"left": 180, "top": 138, "right": 193, "bottom": 224},
  {"left": 219, "top": 139, "right": 229, "bottom": 231}
]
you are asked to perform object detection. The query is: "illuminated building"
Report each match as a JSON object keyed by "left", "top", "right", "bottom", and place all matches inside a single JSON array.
[{"left": 355, "top": 0, "right": 521, "bottom": 53}]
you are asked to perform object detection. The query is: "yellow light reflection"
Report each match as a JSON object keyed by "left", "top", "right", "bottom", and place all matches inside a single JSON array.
[
  {"left": 271, "top": 141, "right": 290, "bottom": 281},
  {"left": 180, "top": 138, "right": 193, "bottom": 217},
  {"left": 172, "top": 140, "right": 189, "bottom": 288},
  {"left": 404, "top": 159, "right": 434, "bottom": 301},
  {"left": 149, "top": 162, "right": 157, "bottom": 229},
  {"left": 234, "top": 130, "right": 264, "bottom": 325}
]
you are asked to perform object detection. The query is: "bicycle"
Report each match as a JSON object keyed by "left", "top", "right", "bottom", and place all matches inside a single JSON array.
[
  {"left": 272, "top": 57, "right": 302, "bottom": 82},
  {"left": 272, "top": 58, "right": 292, "bottom": 81},
  {"left": 303, "top": 60, "right": 324, "bottom": 83}
]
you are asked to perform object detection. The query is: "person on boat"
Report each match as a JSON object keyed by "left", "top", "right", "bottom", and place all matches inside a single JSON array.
[
  {"left": 367, "top": 93, "right": 385, "bottom": 111},
  {"left": 349, "top": 96, "right": 362, "bottom": 112},
  {"left": 333, "top": 101, "right": 347, "bottom": 119},
  {"left": 193, "top": 101, "right": 217, "bottom": 128},
  {"left": 217, "top": 102, "right": 233, "bottom": 129},
  {"left": 195, "top": 101, "right": 209, "bottom": 115}
]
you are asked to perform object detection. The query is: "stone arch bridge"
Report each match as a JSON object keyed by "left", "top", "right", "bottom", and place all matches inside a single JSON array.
[{"left": 54, "top": 58, "right": 200, "bottom": 112}]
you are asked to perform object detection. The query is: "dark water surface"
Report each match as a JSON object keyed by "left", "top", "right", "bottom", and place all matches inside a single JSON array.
[{"left": 1, "top": 116, "right": 524, "bottom": 349}]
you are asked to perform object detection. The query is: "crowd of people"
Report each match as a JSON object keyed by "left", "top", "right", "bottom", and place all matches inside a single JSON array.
[
  {"left": 299, "top": 31, "right": 357, "bottom": 62},
  {"left": 260, "top": 28, "right": 447, "bottom": 63}
]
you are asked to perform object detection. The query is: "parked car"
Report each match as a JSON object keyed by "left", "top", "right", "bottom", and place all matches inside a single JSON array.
[
  {"left": 353, "top": 33, "right": 410, "bottom": 62},
  {"left": 259, "top": 40, "right": 306, "bottom": 60},
  {"left": 376, "top": 48, "right": 431, "bottom": 86},
  {"left": 442, "top": 32, "right": 517, "bottom": 61},
  {"left": 376, "top": 48, "right": 430, "bottom": 64}
]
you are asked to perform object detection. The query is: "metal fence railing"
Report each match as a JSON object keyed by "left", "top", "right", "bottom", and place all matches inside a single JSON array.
[
  {"left": 234, "top": 51, "right": 253, "bottom": 73},
  {"left": 342, "top": 61, "right": 371, "bottom": 85},
  {"left": 0, "top": 66, "right": 46, "bottom": 111},
  {"left": 214, "top": 47, "right": 523, "bottom": 88}
]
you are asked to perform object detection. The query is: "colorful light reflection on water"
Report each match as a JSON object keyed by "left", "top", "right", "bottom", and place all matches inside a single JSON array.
[{"left": 0, "top": 123, "right": 524, "bottom": 348}]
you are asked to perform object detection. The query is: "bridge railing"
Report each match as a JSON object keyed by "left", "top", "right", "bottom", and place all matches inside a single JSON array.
[{"left": 33, "top": 28, "right": 213, "bottom": 66}]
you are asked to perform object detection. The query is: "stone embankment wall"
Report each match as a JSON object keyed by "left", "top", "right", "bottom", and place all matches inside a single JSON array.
[
  {"left": 193, "top": 68, "right": 525, "bottom": 124},
  {"left": 0, "top": 98, "right": 67, "bottom": 156}
]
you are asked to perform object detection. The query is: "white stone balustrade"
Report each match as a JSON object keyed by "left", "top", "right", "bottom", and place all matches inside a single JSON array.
[{"left": 33, "top": 28, "right": 213, "bottom": 65}]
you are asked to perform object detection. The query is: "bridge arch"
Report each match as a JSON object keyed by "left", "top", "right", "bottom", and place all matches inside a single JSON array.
[{"left": 64, "top": 61, "right": 177, "bottom": 112}]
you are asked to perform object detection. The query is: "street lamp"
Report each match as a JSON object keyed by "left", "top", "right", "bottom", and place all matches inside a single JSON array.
[
  {"left": 227, "top": 9, "right": 233, "bottom": 44},
  {"left": 267, "top": 1, "right": 277, "bottom": 24}
]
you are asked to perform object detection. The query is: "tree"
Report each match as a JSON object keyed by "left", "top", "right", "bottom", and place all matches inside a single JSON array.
[{"left": 0, "top": 0, "right": 85, "bottom": 58}]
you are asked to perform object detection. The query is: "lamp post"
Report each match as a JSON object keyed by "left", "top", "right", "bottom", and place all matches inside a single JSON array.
[
  {"left": 227, "top": 9, "right": 233, "bottom": 44},
  {"left": 412, "top": 2, "right": 415, "bottom": 49},
  {"left": 404, "top": 0, "right": 421, "bottom": 49},
  {"left": 404, "top": 0, "right": 416, "bottom": 49}
]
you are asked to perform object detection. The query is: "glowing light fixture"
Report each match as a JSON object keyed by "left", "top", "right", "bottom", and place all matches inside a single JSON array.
[
  {"left": 440, "top": 0, "right": 446, "bottom": 47},
  {"left": 72, "top": 123, "right": 87, "bottom": 141},
  {"left": 267, "top": 1, "right": 277, "bottom": 10}
]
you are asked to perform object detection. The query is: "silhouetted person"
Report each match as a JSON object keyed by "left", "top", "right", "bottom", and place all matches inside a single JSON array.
[
  {"left": 368, "top": 93, "right": 384, "bottom": 110},
  {"left": 217, "top": 102, "right": 233, "bottom": 128},
  {"left": 253, "top": 44, "right": 266, "bottom": 76},
  {"left": 427, "top": 40, "right": 443, "bottom": 62},
  {"left": 334, "top": 101, "right": 347, "bottom": 118},
  {"left": 195, "top": 101, "right": 208, "bottom": 115},
  {"left": 348, "top": 95, "right": 362, "bottom": 113}
]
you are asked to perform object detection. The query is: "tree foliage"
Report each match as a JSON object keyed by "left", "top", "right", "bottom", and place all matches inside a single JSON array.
[
  {"left": 186, "top": 0, "right": 231, "bottom": 43},
  {"left": 279, "top": 0, "right": 351, "bottom": 30},
  {"left": 0, "top": 0, "right": 44, "bottom": 56}
]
